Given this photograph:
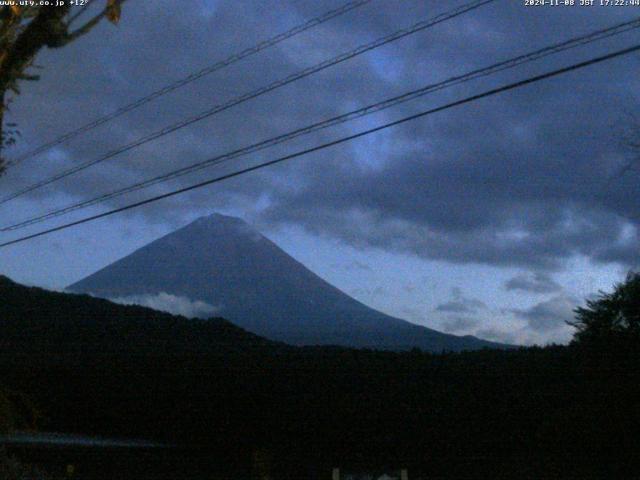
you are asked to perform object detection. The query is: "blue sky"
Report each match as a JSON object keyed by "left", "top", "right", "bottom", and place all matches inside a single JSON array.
[{"left": 0, "top": 0, "right": 638, "bottom": 345}]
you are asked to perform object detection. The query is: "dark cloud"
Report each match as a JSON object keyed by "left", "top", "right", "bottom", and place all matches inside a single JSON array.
[
  {"left": 435, "top": 287, "right": 486, "bottom": 314},
  {"left": 342, "top": 260, "right": 373, "bottom": 272},
  {"left": 512, "top": 295, "right": 577, "bottom": 332},
  {"left": 505, "top": 272, "right": 562, "bottom": 294},
  {"left": 441, "top": 316, "right": 479, "bottom": 334},
  {"left": 474, "top": 328, "right": 516, "bottom": 345},
  {"left": 402, "top": 283, "right": 416, "bottom": 294},
  {"left": 2, "top": 0, "right": 640, "bottom": 272}
]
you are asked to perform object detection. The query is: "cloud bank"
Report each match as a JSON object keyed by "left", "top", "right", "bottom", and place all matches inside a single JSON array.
[
  {"left": 110, "top": 292, "right": 220, "bottom": 319},
  {"left": 512, "top": 295, "right": 577, "bottom": 333},
  {"left": 4, "top": 1, "right": 639, "bottom": 273}
]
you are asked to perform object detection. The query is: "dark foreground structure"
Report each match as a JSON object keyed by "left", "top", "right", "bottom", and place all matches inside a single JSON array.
[
  {"left": 1, "top": 276, "right": 640, "bottom": 478},
  {"left": 5, "top": 448, "right": 250, "bottom": 480}
]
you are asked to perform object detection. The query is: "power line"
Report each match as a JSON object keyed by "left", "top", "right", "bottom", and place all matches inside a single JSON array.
[
  {"left": 1, "top": 42, "right": 637, "bottom": 249},
  {"left": 4, "top": 0, "right": 372, "bottom": 168},
  {"left": 0, "top": 0, "right": 496, "bottom": 205},
  {"left": 3, "top": 16, "right": 638, "bottom": 232}
]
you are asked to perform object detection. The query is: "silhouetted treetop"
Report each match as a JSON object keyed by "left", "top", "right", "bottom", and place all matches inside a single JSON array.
[{"left": 569, "top": 272, "right": 640, "bottom": 345}]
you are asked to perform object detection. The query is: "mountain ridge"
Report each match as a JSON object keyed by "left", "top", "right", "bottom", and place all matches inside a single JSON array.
[
  {"left": 68, "top": 213, "right": 510, "bottom": 351},
  {"left": 0, "top": 273, "right": 278, "bottom": 357}
]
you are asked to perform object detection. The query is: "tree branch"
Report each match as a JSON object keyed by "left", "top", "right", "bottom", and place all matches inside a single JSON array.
[
  {"left": 0, "top": 0, "right": 127, "bottom": 173},
  {"left": 60, "top": 9, "right": 108, "bottom": 46},
  {"left": 0, "top": 89, "right": 5, "bottom": 175},
  {"left": 0, "top": 6, "right": 71, "bottom": 92},
  {"left": 62, "top": 0, "right": 127, "bottom": 46}
]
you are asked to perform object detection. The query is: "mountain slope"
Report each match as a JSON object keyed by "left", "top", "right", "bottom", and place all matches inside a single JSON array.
[
  {"left": 0, "top": 274, "right": 274, "bottom": 356},
  {"left": 68, "top": 213, "right": 508, "bottom": 351}
]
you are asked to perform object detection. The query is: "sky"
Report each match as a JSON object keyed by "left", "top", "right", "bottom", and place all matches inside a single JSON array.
[{"left": 0, "top": 0, "right": 639, "bottom": 345}]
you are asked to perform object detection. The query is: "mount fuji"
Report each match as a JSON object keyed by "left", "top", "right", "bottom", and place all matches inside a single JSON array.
[{"left": 68, "top": 214, "right": 508, "bottom": 351}]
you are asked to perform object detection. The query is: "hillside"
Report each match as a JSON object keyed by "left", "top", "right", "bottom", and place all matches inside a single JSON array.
[
  {"left": 0, "top": 276, "right": 639, "bottom": 477},
  {"left": 0, "top": 274, "right": 275, "bottom": 357}
]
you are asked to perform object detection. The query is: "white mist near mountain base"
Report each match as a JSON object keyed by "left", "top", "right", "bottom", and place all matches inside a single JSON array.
[{"left": 110, "top": 292, "right": 220, "bottom": 319}]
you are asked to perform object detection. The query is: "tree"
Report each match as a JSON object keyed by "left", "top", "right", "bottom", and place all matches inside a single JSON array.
[
  {"left": 568, "top": 272, "right": 640, "bottom": 345},
  {"left": 0, "top": 0, "right": 126, "bottom": 173}
]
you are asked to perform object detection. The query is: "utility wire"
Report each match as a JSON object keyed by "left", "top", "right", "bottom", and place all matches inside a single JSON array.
[
  {"left": 4, "top": 0, "right": 372, "bottom": 168},
  {"left": 3, "top": 16, "right": 638, "bottom": 232},
  {"left": 1, "top": 42, "right": 637, "bottom": 249},
  {"left": 0, "top": 0, "right": 495, "bottom": 204}
]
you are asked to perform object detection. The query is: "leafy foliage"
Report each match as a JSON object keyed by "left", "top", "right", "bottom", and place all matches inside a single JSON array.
[
  {"left": 569, "top": 272, "right": 640, "bottom": 345},
  {"left": 0, "top": 1, "right": 125, "bottom": 172}
]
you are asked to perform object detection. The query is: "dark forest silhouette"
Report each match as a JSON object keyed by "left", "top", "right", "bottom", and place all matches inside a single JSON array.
[{"left": 0, "top": 274, "right": 639, "bottom": 478}]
